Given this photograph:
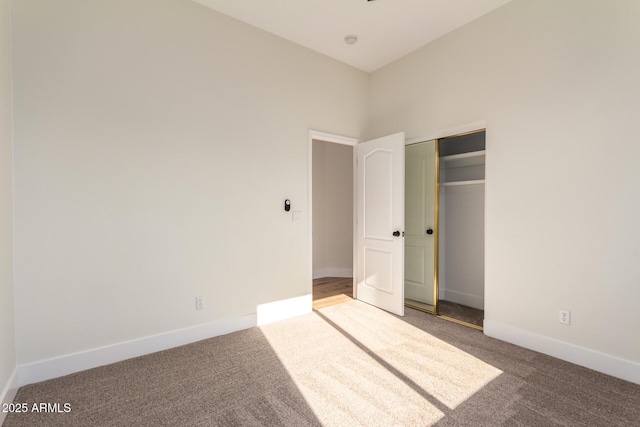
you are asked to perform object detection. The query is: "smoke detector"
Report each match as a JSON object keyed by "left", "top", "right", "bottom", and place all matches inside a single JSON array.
[{"left": 344, "top": 34, "right": 358, "bottom": 45}]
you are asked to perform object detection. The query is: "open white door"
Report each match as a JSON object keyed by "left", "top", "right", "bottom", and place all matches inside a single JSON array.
[{"left": 356, "top": 132, "right": 405, "bottom": 316}]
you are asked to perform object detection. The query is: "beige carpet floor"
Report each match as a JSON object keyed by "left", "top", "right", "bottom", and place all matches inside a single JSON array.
[
  {"left": 438, "top": 300, "right": 484, "bottom": 328},
  {"left": 5, "top": 300, "right": 640, "bottom": 426}
]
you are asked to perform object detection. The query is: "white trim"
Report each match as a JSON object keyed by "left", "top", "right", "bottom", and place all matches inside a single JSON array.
[
  {"left": 484, "top": 320, "right": 640, "bottom": 385},
  {"left": 352, "top": 145, "right": 358, "bottom": 299},
  {"left": 308, "top": 130, "right": 358, "bottom": 299},
  {"left": 18, "top": 314, "right": 257, "bottom": 386},
  {"left": 0, "top": 368, "right": 19, "bottom": 425},
  {"left": 257, "top": 294, "right": 312, "bottom": 326},
  {"left": 308, "top": 130, "right": 358, "bottom": 146},
  {"left": 312, "top": 267, "right": 353, "bottom": 280},
  {"left": 405, "top": 120, "right": 487, "bottom": 145}
]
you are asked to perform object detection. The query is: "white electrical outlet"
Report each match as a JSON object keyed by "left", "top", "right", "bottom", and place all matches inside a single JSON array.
[
  {"left": 559, "top": 309, "right": 571, "bottom": 325},
  {"left": 196, "top": 296, "right": 205, "bottom": 310}
]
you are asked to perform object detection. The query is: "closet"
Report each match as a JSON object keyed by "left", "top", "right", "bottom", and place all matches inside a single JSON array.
[
  {"left": 438, "top": 131, "right": 485, "bottom": 328},
  {"left": 404, "top": 130, "right": 485, "bottom": 329}
]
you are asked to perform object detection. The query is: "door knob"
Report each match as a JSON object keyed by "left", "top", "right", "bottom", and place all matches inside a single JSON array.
[
  {"left": 426, "top": 228, "right": 434, "bottom": 235},
  {"left": 393, "top": 230, "right": 401, "bottom": 237}
]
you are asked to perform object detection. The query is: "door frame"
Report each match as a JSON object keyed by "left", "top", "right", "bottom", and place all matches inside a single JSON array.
[
  {"left": 308, "top": 130, "right": 359, "bottom": 300},
  {"left": 405, "top": 120, "right": 486, "bottom": 146}
]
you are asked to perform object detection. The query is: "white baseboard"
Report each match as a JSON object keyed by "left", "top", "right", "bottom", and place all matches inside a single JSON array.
[
  {"left": 484, "top": 320, "right": 640, "bottom": 385},
  {"left": 0, "top": 368, "right": 19, "bottom": 426},
  {"left": 442, "top": 289, "right": 484, "bottom": 310},
  {"left": 18, "top": 313, "right": 257, "bottom": 387},
  {"left": 257, "top": 294, "right": 312, "bottom": 326},
  {"left": 313, "top": 268, "right": 353, "bottom": 279}
]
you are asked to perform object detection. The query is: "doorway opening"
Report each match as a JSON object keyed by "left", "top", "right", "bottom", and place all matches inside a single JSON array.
[{"left": 310, "top": 133, "right": 356, "bottom": 310}]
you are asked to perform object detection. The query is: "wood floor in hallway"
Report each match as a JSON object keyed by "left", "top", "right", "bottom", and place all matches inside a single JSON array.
[{"left": 312, "top": 277, "right": 353, "bottom": 310}]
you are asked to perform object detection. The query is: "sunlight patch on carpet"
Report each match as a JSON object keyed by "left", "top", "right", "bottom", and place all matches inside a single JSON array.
[{"left": 259, "top": 299, "right": 502, "bottom": 425}]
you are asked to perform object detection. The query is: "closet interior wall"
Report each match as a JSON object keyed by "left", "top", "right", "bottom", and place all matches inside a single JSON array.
[{"left": 438, "top": 132, "right": 486, "bottom": 311}]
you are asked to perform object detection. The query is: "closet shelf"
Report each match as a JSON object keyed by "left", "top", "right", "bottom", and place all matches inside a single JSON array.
[
  {"left": 441, "top": 179, "right": 485, "bottom": 187},
  {"left": 441, "top": 150, "right": 485, "bottom": 168}
]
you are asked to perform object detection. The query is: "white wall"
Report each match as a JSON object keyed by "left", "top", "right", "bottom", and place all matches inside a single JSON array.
[
  {"left": 439, "top": 184, "right": 485, "bottom": 310},
  {"left": 0, "top": 0, "right": 17, "bottom": 414},
  {"left": 12, "top": 0, "right": 368, "bottom": 365},
  {"left": 371, "top": 0, "right": 640, "bottom": 372},
  {"left": 312, "top": 140, "right": 353, "bottom": 278}
]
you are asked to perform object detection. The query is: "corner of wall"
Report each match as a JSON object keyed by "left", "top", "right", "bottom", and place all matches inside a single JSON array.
[
  {"left": 0, "top": 0, "right": 18, "bottom": 418},
  {"left": 0, "top": 368, "right": 19, "bottom": 425}
]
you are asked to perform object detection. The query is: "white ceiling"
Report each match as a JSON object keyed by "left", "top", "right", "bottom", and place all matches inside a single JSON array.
[{"left": 192, "top": 0, "right": 511, "bottom": 72}]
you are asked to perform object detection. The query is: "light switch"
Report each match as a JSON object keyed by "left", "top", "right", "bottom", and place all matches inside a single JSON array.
[{"left": 292, "top": 211, "right": 302, "bottom": 222}]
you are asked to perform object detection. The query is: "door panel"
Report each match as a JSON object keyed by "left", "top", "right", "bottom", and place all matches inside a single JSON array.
[
  {"left": 363, "top": 150, "right": 393, "bottom": 240},
  {"left": 363, "top": 248, "right": 393, "bottom": 293},
  {"left": 404, "top": 140, "right": 437, "bottom": 305},
  {"left": 356, "top": 132, "right": 405, "bottom": 316},
  {"left": 405, "top": 244, "right": 426, "bottom": 301}
]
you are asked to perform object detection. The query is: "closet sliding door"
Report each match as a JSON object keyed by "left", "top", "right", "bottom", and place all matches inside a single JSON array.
[{"left": 404, "top": 140, "right": 438, "bottom": 313}]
